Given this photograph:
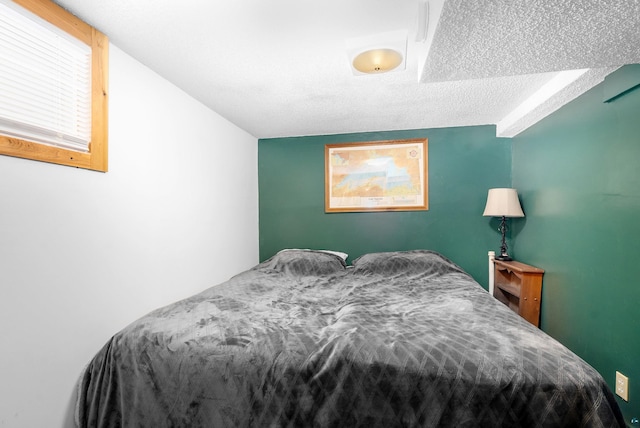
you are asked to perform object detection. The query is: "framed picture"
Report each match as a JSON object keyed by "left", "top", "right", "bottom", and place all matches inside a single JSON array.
[{"left": 325, "top": 138, "right": 428, "bottom": 212}]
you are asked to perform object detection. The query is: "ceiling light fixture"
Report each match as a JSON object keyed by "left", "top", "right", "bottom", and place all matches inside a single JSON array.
[
  {"left": 346, "top": 30, "right": 408, "bottom": 76},
  {"left": 352, "top": 48, "right": 403, "bottom": 74}
]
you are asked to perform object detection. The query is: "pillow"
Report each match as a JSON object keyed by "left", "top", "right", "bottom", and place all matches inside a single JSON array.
[
  {"left": 261, "top": 249, "right": 347, "bottom": 276},
  {"left": 351, "top": 250, "right": 466, "bottom": 276},
  {"left": 279, "top": 248, "right": 348, "bottom": 262}
]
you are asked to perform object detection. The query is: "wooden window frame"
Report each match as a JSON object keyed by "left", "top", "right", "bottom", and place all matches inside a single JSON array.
[{"left": 0, "top": 0, "right": 109, "bottom": 172}]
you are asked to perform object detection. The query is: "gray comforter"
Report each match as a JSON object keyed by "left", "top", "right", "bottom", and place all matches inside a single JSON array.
[{"left": 77, "top": 250, "right": 624, "bottom": 427}]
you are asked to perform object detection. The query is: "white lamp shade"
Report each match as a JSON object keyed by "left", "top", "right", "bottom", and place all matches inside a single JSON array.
[{"left": 483, "top": 188, "right": 525, "bottom": 217}]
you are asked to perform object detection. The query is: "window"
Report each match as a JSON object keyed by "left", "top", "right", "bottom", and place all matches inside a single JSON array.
[{"left": 0, "top": 0, "right": 108, "bottom": 172}]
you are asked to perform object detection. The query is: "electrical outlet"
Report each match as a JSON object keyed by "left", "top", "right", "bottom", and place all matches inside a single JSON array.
[{"left": 615, "top": 371, "right": 629, "bottom": 401}]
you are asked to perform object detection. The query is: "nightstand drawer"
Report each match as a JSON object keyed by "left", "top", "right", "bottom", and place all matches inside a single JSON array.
[{"left": 493, "top": 260, "right": 544, "bottom": 327}]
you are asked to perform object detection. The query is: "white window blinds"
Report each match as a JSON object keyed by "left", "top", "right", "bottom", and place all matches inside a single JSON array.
[{"left": 0, "top": 0, "right": 92, "bottom": 152}]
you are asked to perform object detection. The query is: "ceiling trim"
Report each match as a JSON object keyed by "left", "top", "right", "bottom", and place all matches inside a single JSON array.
[{"left": 496, "top": 67, "right": 619, "bottom": 138}]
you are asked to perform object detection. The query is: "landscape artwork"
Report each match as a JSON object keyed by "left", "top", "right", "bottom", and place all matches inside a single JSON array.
[{"left": 325, "top": 139, "right": 428, "bottom": 212}]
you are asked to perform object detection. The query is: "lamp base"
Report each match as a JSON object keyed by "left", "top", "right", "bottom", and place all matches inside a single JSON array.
[{"left": 495, "top": 216, "right": 513, "bottom": 262}]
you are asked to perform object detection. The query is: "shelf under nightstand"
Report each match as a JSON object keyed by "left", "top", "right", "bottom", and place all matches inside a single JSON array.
[{"left": 493, "top": 259, "right": 544, "bottom": 327}]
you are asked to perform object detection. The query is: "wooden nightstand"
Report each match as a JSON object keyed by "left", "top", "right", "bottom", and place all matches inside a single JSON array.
[{"left": 493, "top": 260, "right": 544, "bottom": 327}]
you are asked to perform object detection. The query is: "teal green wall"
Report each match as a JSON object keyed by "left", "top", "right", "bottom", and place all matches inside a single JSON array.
[
  {"left": 259, "top": 126, "right": 511, "bottom": 288},
  {"left": 512, "top": 65, "right": 640, "bottom": 422},
  {"left": 258, "top": 65, "right": 640, "bottom": 423}
]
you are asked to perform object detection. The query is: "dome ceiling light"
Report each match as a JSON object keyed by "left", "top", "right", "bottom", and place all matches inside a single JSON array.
[
  {"left": 346, "top": 30, "right": 408, "bottom": 76},
  {"left": 352, "top": 48, "right": 403, "bottom": 74}
]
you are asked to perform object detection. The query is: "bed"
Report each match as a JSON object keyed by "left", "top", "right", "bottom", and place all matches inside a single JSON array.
[{"left": 76, "top": 249, "right": 624, "bottom": 427}]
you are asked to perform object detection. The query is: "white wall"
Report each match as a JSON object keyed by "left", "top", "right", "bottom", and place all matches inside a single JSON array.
[{"left": 0, "top": 45, "right": 259, "bottom": 428}]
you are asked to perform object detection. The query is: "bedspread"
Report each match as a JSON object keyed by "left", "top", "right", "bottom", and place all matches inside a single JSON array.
[{"left": 77, "top": 250, "right": 624, "bottom": 427}]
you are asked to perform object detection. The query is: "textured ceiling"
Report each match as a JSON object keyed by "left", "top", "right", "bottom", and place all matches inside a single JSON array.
[
  {"left": 423, "top": 0, "right": 640, "bottom": 82},
  {"left": 52, "top": 0, "right": 640, "bottom": 139}
]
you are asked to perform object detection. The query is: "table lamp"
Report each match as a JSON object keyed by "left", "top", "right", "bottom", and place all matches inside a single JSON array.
[{"left": 483, "top": 188, "right": 524, "bottom": 261}]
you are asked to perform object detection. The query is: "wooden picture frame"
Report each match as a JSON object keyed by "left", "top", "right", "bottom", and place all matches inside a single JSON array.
[{"left": 325, "top": 138, "right": 428, "bottom": 212}]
